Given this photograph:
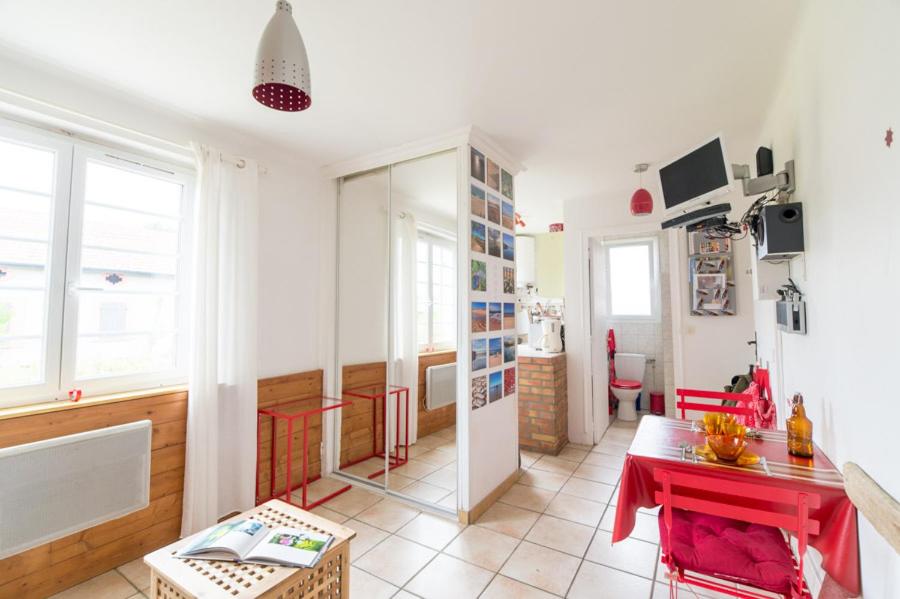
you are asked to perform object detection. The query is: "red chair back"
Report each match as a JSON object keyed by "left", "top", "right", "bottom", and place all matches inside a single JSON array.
[
  {"left": 654, "top": 467, "right": 820, "bottom": 597},
  {"left": 675, "top": 388, "right": 755, "bottom": 420}
]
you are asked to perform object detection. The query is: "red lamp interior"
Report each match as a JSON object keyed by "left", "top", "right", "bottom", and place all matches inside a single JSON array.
[{"left": 252, "top": 82, "right": 311, "bottom": 112}]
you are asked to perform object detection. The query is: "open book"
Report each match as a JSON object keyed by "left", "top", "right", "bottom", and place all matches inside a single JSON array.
[{"left": 177, "top": 519, "right": 334, "bottom": 568}]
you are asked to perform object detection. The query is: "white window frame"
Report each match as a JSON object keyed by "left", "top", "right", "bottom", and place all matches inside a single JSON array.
[
  {"left": 417, "top": 230, "right": 457, "bottom": 353},
  {"left": 604, "top": 237, "right": 661, "bottom": 322},
  {"left": 0, "top": 120, "right": 194, "bottom": 408}
]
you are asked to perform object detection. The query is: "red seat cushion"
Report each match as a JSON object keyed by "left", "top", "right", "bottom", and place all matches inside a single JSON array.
[
  {"left": 659, "top": 509, "right": 796, "bottom": 594},
  {"left": 611, "top": 378, "right": 641, "bottom": 389}
]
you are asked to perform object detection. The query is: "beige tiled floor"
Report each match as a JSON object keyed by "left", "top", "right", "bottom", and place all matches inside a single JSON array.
[{"left": 56, "top": 418, "right": 746, "bottom": 598}]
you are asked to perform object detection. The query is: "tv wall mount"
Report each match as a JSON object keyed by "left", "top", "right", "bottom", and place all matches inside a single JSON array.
[{"left": 732, "top": 159, "right": 795, "bottom": 199}]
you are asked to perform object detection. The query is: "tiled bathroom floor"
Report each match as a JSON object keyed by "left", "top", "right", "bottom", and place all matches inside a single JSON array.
[{"left": 51, "top": 418, "right": 774, "bottom": 598}]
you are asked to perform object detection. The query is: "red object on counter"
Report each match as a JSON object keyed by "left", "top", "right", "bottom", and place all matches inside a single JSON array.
[{"left": 613, "top": 416, "right": 860, "bottom": 597}]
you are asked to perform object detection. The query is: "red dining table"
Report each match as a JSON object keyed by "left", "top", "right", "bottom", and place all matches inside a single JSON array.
[{"left": 612, "top": 416, "right": 860, "bottom": 597}]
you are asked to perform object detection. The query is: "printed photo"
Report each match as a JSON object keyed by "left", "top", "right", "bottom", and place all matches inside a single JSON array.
[
  {"left": 488, "top": 302, "right": 502, "bottom": 331},
  {"left": 501, "top": 169, "right": 514, "bottom": 200},
  {"left": 488, "top": 336, "right": 503, "bottom": 367},
  {"left": 269, "top": 532, "right": 328, "bottom": 552},
  {"left": 489, "top": 337, "right": 502, "bottom": 367},
  {"left": 470, "top": 147, "right": 486, "bottom": 182},
  {"left": 503, "top": 303, "right": 515, "bottom": 329},
  {"left": 488, "top": 227, "right": 501, "bottom": 258},
  {"left": 504, "top": 367, "right": 516, "bottom": 396},
  {"left": 470, "top": 184, "right": 486, "bottom": 218},
  {"left": 504, "top": 335, "right": 516, "bottom": 363},
  {"left": 471, "top": 259, "right": 486, "bottom": 291},
  {"left": 503, "top": 267, "right": 515, "bottom": 294},
  {"left": 471, "top": 221, "right": 486, "bottom": 253},
  {"left": 502, "top": 201, "right": 514, "bottom": 230},
  {"left": 503, "top": 233, "right": 515, "bottom": 261},
  {"left": 471, "top": 301, "right": 487, "bottom": 333},
  {"left": 472, "top": 376, "right": 487, "bottom": 410},
  {"left": 487, "top": 158, "right": 500, "bottom": 191},
  {"left": 471, "top": 338, "right": 487, "bottom": 371},
  {"left": 487, "top": 194, "right": 501, "bottom": 225},
  {"left": 489, "top": 371, "right": 503, "bottom": 402}
]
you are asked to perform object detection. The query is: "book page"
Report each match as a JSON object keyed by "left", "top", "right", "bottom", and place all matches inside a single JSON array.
[
  {"left": 179, "top": 520, "right": 267, "bottom": 559},
  {"left": 246, "top": 527, "right": 333, "bottom": 567}
]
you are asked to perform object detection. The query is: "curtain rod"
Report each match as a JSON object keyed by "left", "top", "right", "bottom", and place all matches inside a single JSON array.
[{"left": 0, "top": 86, "right": 268, "bottom": 174}]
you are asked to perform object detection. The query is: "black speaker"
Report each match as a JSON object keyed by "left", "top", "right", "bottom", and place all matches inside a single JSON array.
[{"left": 757, "top": 202, "right": 804, "bottom": 261}]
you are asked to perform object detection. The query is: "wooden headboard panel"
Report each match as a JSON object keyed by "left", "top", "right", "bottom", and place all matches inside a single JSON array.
[{"left": 843, "top": 462, "right": 900, "bottom": 553}]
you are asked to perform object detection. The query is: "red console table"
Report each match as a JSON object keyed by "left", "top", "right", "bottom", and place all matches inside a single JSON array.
[
  {"left": 341, "top": 384, "right": 410, "bottom": 479},
  {"left": 256, "top": 396, "right": 353, "bottom": 510}
]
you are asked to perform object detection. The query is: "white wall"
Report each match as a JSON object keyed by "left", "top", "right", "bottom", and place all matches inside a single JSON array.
[
  {"left": 753, "top": 1, "right": 900, "bottom": 595},
  {"left": 0, "top": 53, "right": 329, "bottom": 379},
  {"left": 563, "top": 167, "right": 758, "bottom": 444}
]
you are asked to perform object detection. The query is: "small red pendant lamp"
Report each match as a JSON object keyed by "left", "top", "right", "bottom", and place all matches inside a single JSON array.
[
  {"left": 253, "top": 1, "right": 311, "bottom": 112},
  {"left": 630, "top": 163, "right": 653, "bottom": 216}
]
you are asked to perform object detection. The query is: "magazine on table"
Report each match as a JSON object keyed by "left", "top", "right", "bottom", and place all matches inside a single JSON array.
[{"left": 176, "top": 519, "right": 334, "bottom": 568}]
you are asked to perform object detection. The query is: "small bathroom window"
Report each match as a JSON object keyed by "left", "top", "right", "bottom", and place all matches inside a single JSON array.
[{"left": 606, "top": 238, "right": 660, "bottom": 320}]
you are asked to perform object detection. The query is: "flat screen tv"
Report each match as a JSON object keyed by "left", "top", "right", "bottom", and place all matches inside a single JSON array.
[{"left": 658, "top": 134, "right": 733, "bottom": 215}]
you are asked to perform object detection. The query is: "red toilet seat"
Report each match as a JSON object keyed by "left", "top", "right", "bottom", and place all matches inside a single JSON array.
[{"left": 611, "top": 378, "right": 642, "bottom": 390}]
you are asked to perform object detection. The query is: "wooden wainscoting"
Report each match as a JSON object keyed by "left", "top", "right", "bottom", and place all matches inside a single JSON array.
[
  {"left": 417, "top": 351, "right": 457, "bottom": 438},
  {"left": 256, "top": 370, "right": 325, "bottom": 502},
  {"left": 0, "top": 390, "right": 188, "bottom": 599},
  {"left": 339, "top": 362, "right": 387, "bottom": 467}
]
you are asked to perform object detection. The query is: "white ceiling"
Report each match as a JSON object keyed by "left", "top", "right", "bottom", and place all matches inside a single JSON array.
[{"left": 0, "top": 0, "right": 804, "bottom": 232}]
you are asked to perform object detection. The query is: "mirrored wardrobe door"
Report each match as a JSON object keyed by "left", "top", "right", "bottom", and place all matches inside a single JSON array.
[
  {"left": 386, "top": 150, "right": 458, "bottom": 511},
  {"left": 334, "top": 167, "right": 390, "bottom": 491}
]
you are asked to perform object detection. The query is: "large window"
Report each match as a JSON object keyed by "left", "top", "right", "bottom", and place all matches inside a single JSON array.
[
  {"left": 416, "top": 232, "right": 456, "bottom": 353},
  {"left": 0, "top": 122, "right": 192, "bottom": 406},
  {"left": 606, "top": 239, "right": 659, "bottom": 320}
]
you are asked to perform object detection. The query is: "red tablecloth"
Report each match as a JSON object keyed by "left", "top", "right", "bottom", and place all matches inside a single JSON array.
[{"left": 612, "top": 416, "right": 860, "bottom": 596}]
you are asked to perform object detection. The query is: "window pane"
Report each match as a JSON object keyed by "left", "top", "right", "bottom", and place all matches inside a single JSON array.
[
  {"left": 609, "top": 244, "right": 652, "bottom": 316},
  {"left": 83, "top": 161, "right": 182, "bottom": 216},
  {"left": 0, "top": 137, "right": 57, "bottom": 392},
  {"left": 74, "top": 160, "right": 185, "bottom": 381},
  {"left": 0, "top": 138, "right": 54, "bottom": 195}
]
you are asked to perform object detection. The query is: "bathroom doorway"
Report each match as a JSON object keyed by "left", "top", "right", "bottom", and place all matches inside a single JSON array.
[{"left": 588, "top": 230, "right": 674, "bottom": 440}]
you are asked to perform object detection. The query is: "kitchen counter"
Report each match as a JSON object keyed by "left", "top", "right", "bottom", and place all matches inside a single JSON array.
[
  {"left": 516, "top": 345, "right": 565, "bottom": 358},
  {"left": 517, "top": 350, "right": 568, "bottom": 455}
]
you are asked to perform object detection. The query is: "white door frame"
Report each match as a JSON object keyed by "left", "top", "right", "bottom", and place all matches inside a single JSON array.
[{"left": 578, "top": 223, "right": 686, "bottom": 442}]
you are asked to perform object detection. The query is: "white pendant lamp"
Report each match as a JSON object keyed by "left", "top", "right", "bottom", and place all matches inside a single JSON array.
[{"left": 253, "top": 1, "right": 311, "bottom": 111}]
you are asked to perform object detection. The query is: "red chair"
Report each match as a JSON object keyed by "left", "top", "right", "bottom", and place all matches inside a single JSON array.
[
  {"left": 676, "top": 367, "right": 776, "bottom": 428},
  {"left": 654, "top": 467, "right": 820, "bottom": 599}
]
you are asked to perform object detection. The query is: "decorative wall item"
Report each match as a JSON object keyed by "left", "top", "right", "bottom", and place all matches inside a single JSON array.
[
  {"left": 471, "top": 302, "right": 486, "bottom": 332},
  {"left": 549, "top": 222, "right": 564, "bottom": 232},
  {"left": 487, "top": 159, "right": 500, "bottom": 191},
  {"left": 502, "top": 201, "right": 514, "bottom": 230},
  {"left": 472, "top": 376, "right": 487, "bottom": 409},
  {"left": 471, "top": 185, "right": 486, "bottom": 217},
  {"left": 489, "top": 302, "right": 502, "bottom": 331},
  {"left": 471, "top": 259, "right": 486, "bottom": 291},
  {"left": 471, "top": 221, "right": 486, "bottom": 253},
  {"left": 487, "top": 194, "right": 501, "bottom": 225},
  {"left": 688, "top": 229, "right": 735, "bottom": 316},
  {"left": 501, "top": 170, "right": 514, "bottom": 200},
  {"left": 470, "top": 148, "right": 486, "bottom": 182},
  {"left": 488, "top": 227, "right": 501, "bottom": 257},
  {"left": 469, "top": 145, "right": 516, "bottom": 411},
  {"left": 489, "top": 371, "right": 503, "bottom": 402}
]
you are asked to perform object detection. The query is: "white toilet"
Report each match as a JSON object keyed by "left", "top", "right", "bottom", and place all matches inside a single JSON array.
[{"left": 610, "top": 353, "right": 646, "bottom": 422}]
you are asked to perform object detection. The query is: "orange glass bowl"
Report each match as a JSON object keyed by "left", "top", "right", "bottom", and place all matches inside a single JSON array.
[{"left": 706, "top": 433, "right": 748, "bottom": 461}]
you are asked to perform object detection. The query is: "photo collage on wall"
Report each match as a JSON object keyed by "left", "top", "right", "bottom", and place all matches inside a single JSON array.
[{"left": 470, "top": 146, "right": 516, "bottom": 411}]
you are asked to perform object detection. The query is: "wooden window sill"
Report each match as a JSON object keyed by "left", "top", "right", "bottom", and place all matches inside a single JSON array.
[
  {"left": 418, "top": 349, "right": 457, "bottom": 358},
  {"left": 0, "top": 384, "right": 189, "bottom": 422}
]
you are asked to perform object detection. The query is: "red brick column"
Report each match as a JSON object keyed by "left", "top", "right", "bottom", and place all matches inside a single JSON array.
[{"left": 517, "top": 353, "right": 568, "bottom": 454}]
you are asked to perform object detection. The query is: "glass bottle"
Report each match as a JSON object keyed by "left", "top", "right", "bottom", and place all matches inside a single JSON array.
[{"left": 786, "top": 393, "right": 813, "bottom": 458}]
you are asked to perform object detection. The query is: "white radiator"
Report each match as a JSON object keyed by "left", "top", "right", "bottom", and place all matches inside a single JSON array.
[
  {"left": 0, "top": 420, "right": 152, "bottom": 559},
  {"left": 425, "top": 362, "right": 457, "bottom": 410}
]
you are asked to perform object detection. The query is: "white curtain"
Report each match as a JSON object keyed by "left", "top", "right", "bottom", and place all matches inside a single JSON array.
[
  {"left": 390, "top": 210, "right": 419, "bottom": 445},
  {"left": 181, "top": 144, "right": 259, "bottom": 536}
]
